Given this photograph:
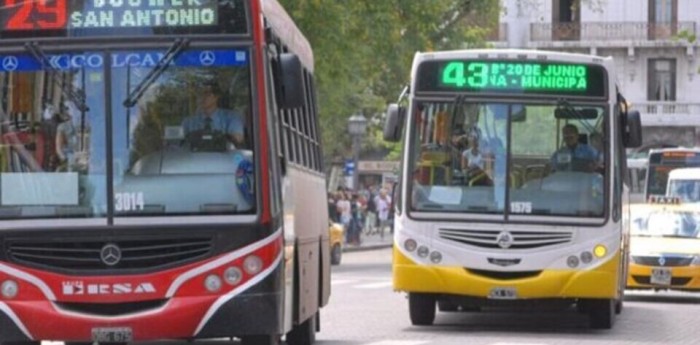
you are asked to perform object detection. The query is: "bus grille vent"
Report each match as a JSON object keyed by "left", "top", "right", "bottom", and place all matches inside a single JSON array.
[
  {"left": 7, "top": 237, "right": 213, "bottom": 271},
  {"left": 54, "top": 299, "right": 167, "bottom": 316},
  {"left": 632, "top": 276, "right": 691, "bottom": 286},
  {"left": 439, "top": 229, "right": 572, "bottom": 249},
  {"left": 466, "top": 269, "right": 542, "bottom": 280}
]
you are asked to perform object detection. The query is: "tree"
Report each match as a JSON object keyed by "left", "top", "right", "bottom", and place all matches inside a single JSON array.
[{"left": 277, "top": 0, "right": 500, "bottom": 164}]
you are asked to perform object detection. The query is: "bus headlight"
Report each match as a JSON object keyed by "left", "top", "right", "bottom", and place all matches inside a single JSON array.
[
  {"left": 204, "top": 274, "right": 222, "bottom": 292},
  {"left": 243, "top": 255, "right": 263, "bottom": 275},
  {"left": 224, "top": 267, "right": 243, "bottom": 285},
  {"left": 417, "top": 246, "right": 429, "bottom": 258},
  {"left": 404, "top": 239, "right": 417, "bottom": 252},
  {"left": 567, "top": 255, "right": 580, "bottom": 268},
  {"left": 429, "top": 251, "right": 442, "bottom": 264},
  {"left": 580, "top": 251, "right": 593, "bottom": 264},
  {"left": 1, "top": 280, "right": 18, "bottom": 299},
  {"left": 593, "top": 245, "right": 607, "bottom": 258}
]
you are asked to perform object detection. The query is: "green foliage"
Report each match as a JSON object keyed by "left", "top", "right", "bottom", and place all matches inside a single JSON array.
[{"left": 277, "top": 0, "right": 500, "bottom": 164}]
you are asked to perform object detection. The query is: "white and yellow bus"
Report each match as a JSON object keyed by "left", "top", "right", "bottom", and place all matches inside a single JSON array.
[{"left": 383, "top": 49, "right": 643, "bottom": 329}]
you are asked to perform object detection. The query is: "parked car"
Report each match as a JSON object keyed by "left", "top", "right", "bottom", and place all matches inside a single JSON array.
[{"left": 329, "top": 221, "right": 344, "bottom": 265}]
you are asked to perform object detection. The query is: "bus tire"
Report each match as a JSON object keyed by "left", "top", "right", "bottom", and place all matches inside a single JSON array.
[
  {"left": 615, "top": 299, "right": 623, "bottom": 314},
  {"left": 240, "top": 334, "right": 281, "bottom": 345},
  {"left": 409, "top": 293, "right": 436, "bottom": 326},
  {"left": 586, "top": 298, "right": 615, "bottom": 329},
  {"left": 330, "top": 244, "right": 342, "bottom": 265},
  {"left": 286, "top": 312, "right": 316, "bottom": 345}
]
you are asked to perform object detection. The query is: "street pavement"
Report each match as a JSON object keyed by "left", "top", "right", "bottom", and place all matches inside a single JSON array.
[{"left": 343, "top": 229, "right": 393, "bottom": 253}]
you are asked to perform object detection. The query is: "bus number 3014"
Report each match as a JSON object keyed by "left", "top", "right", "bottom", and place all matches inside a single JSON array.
[{"left": 114, "top": 192, "right": 145, "bottom": 212}]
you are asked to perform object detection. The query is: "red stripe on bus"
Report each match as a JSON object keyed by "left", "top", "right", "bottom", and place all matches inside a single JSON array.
[{"left": 252, "top": 0, "right": 271, "bottom": 224}]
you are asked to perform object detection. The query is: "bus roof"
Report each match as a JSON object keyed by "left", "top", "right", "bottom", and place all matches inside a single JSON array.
[
  {"left": 262, "top": 0, "right": 314, "bottom": 72},
  {"left": 668, "top": 168, "right": 700, "bottom": 180}
]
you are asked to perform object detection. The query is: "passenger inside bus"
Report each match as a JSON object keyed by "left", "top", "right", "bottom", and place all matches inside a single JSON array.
[
  {"left": 549, "top": 124, "right": 599, "bottom": 173},
  {"left": 181, "top": 81, "right": 245, "bottom": 151}
]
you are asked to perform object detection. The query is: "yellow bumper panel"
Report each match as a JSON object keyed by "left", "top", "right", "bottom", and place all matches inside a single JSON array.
[
  {"left": 393, "top": 248, "right": 620, "bottom": 299},
  {"left": 627, "top": 263, "right": 700, "bottom": 290}
]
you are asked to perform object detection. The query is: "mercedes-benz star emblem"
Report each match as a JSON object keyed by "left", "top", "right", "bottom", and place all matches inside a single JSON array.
[
  {"left": 100, "top": 243, "right": 122, "bottom": 266},
  {"left": 496, "top": 231, "right": 514, "bottom": 249},
  {"left": 199, "top": 51, "right": 216, "bottom": 66},
  {"left": 658, "top": 256, "right": 666, "bottom": 266},
  {"left": 2, "top": 56, "right": 18, "bottom": 71}
]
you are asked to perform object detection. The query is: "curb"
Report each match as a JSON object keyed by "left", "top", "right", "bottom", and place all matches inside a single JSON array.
[{"left": 342, "top": 243, "right": 393, "bottom": 253}]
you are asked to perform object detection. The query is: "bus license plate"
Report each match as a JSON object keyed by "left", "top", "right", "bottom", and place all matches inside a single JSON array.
[
  {"left": 651, "top": 268, "right": 672, "bottom": 285},
  {"left": 92, "top": 327, "right": 133, "bottom": 342},
  {"left": 488, "top": 287, "right": 517, "bottom": 299}
]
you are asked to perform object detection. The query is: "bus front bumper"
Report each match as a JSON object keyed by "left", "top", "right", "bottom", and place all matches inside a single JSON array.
[{"left": 393, "top": 248, "right": 620, "bottom": 299}]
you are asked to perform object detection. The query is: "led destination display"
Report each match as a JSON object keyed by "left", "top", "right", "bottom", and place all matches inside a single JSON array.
[
  {"left": 0, "top": 0, "right": 247, "bottom": 38},
  {"left": 416, "top": 59, "right": 607, "bottom": 98}
]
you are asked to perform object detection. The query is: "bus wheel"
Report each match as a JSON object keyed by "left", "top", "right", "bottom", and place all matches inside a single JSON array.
[
  {"left": 615, "top": 299, "right": 623, "bottom": 314},
  {"left": 409, "top": 293, "right": 436, "bottom": 326},
  {"left": 585, "top": 298, "right": 615, "bottom": 329},
  {"left": 330, "top": 244, "right": 342, "bottom": 265},
  {"left": 240, "top": 334, "right": 281, "bottom": 345},
  {"left": 286, "top": 312, "right": 316, "bottom": 345}
]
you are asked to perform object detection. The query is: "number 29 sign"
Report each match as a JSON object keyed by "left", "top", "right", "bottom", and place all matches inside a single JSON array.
[{"left": 3, "top": 0, "right": 68, "bottom": 30}]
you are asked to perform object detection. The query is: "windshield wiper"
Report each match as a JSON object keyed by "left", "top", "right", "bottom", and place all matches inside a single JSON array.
[
  {"left": 122, "top": 38, "right": 190, "bottom": 108},
  {"left": 556, "top": 99, "right": 595, "bottom": 133},
  {"left": 24, "top": 42, "right": 89, "bottom": 112}
]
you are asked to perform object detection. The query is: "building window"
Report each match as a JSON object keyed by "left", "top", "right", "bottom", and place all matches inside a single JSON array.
[
  {"left": 647, "top": 59, "right": 676, "bottom": 101},
  {"left": 552, "top": 0, "right": 580, "bottom": 41},
  {"left": 648, "top": 0, "right": 677, "bottom": 39}
]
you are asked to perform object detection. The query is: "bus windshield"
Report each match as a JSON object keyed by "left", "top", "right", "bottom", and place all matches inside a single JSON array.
[
  {"left": 0, "top": 48, "right": 253, "bottom": 219},
  {"left": 646, "top": 150, "right": 700, "bottom": 197},
  {"left": 408, "top": 100, "right": 606, "bottom": 218}
]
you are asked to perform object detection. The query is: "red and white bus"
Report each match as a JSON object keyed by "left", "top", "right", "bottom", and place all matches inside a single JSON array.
[{"left": 0, "top": 1, "right": 329, "bottom": 344}]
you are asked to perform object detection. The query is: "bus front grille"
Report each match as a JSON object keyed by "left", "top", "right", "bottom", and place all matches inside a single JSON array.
[
  {"left": 54, "top": 299, "right": 168, "bottom": 316},
  {"left": 439, "top": 229, "right": 572, "bottom": 249},
  {"left": 466, "top": 269, "right": 542, "bottom": 280},
  {"left": 7, "top": 237, "right": 213, "bottom": 271}
]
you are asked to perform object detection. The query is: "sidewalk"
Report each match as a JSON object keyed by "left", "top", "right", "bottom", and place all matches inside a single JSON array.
[{"left": 343, "top": 232, "right": 393, "bottom": 253}]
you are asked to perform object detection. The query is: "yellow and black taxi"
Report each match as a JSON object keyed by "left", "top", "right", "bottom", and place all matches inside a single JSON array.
[
  {"left": 627, "top": 197, "right": 700, "bottom": 291},
  {"left": 330, "top": 221, "right": 345, "bottom": 265}
]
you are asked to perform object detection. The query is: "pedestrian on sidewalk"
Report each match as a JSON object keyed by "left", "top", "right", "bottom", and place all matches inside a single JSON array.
[{"left": 374, "top": 188, "right": 392, "bottom": 240}]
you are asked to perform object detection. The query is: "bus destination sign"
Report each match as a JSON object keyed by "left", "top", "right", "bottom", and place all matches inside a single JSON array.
[
  {"left": 416, "top": 59, "right": 607, "bottom": 98},
  {"left": 0, "top": 0, "right": 246, "bottom": 38},
  {"left": 2, "top": 0, "right": 216, "bottom": 30}
]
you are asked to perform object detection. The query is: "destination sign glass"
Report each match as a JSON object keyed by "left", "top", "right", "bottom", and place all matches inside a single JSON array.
[
  {"left": 416, "top": 60, "right": 607, "bottom": 98},
  {"left": 0, "top": 0, "right": 247, "bottom": 39}
]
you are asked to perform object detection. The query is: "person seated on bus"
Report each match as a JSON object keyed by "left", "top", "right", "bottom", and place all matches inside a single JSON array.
[
  {"left": 550, "top": 124, "right": 599, "bottom": 173},
  {"left": 461, "top": 132, "right": 491, "bottom": 186},
  {"left": 181, "top": 81, "right": 245, "bottom": 150}
]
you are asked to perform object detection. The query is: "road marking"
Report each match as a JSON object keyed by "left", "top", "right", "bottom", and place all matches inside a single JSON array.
[
  {"left": 364, "top": 341, "right": 429, "bottom": 345},
  {"left": 355, "top": 281, "right": 393, "bottom": 289},
  {"left": 491, "top": 343, "right": 548, "bottom": 345},
  {"left": 331, "top": 279, "right": 357, "bottom": 286}
]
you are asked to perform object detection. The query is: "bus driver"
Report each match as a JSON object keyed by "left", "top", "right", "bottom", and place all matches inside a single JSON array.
[
  {"left": 181, "top": 81, "right": 245, "bottom": 148},
  {"left": 550, "top": 124, "right": 599, "bottom": 173}
]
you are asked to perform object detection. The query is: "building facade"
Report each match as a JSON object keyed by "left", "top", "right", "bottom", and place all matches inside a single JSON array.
[{"left": 496, "top": 0, "right": 700, "bottom": 150}]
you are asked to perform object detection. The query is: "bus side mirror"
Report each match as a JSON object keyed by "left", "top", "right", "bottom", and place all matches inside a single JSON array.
[
  {"left": 383, "top": 103, "right": 405, "bottom": 142},
  {"left": 623, "top": 110, "right": 643, "bottom": 148},
  {"left": 278, "top": 53, "right": 305, "bottom": 109}
]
